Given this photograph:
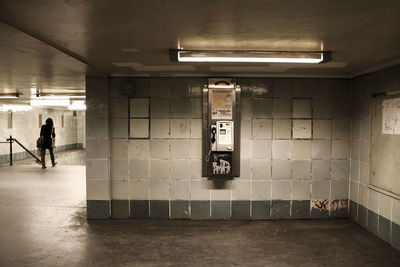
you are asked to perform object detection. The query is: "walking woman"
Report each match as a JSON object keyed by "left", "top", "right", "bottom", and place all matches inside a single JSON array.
[{"left": 40, "top": 118, "right": 57, "bottom": 169}]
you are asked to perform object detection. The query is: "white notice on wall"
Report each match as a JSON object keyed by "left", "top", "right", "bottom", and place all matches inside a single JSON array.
[
  {"left": 211, "top": 91, "right": 233, "bottom": 120},
  {"left": 382, "top": 98, "right": 400, "bottom": 134}
]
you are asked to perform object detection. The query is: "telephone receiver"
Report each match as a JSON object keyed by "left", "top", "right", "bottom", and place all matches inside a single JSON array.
[{"left": 211, "top": 126, "right": 217, "bottom": 143}]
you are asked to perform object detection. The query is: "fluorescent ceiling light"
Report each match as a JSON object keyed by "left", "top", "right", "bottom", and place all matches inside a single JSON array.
[
  {"left": 175, "top": 50, "right": 327, "bottom": 63},
  {"left": 30, "top": 98, "right": 86, "bottom": 110},
  {"left": 32, "top": 95, "right": 85, "bottom": 100},
  {"left": 2, "top": 104, "right": 32, "bottom": 112},
  {"left": 68, "top": 100, "right": 86, "bottom": 110},
  {"left": 30, "top": 99, "right": 70, "bottom": 107},
  {"left": 0, "top": 93, "right": 21, "bottom": 99},
  {"left": 33, "top": 93, "right": 85, "bottom": 100}
]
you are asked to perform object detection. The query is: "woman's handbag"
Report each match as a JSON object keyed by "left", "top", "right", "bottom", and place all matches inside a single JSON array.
[
  {"left": 36, "top": 137, "right": 43, "bottom": 148},
  {"left": 37, "top": 147, "right": 42, "bottom": 157}
]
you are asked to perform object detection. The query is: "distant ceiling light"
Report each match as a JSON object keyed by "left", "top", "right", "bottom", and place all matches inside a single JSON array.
[
  {"left": 0, "top": 92, "right": 21, "bottom": 99},
  {"left": 68, "top": 100, "right": 86, "bottom": 111},
  {"left": 32, "top": 95, "right": 86, "bottom": 100},
  {"left": 32, "top": 94, "right": 85, "bottom": 102},
  {"left": 2, "top": 104, "right": 32, "bottom": 112},
  {"left": 35, "top": 93, "right": 85, "bottom": 98},
  {"left": 172, "top": 50, "right": 330, "bottom": 64},
  {"left": 30, "top": 99, "right": 70, "bottom": 107}
]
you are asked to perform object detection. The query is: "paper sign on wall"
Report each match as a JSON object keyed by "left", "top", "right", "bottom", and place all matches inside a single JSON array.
[
  {"left": 211, "top": 91, "right": 233, "bottom": 120},
  {"left": 382, "top": 97, "right": 400, "bottom": 134}
]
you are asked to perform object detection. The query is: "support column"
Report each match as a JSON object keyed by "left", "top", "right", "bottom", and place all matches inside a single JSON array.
[{"left": 86, "top": 76, "right": 111, "bottom": 219}]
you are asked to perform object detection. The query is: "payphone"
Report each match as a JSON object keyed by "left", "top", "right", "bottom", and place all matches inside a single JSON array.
[
  {"left": 211, "top": 121, "right": 234, "bottom": 152},
  {"left": 202, "top": 79, "right": 241, "bottom": 178}
]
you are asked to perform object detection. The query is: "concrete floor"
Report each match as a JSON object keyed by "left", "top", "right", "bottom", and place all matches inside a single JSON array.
[{"left": 0, "top": 165, "right": 400, "bottom": 266}]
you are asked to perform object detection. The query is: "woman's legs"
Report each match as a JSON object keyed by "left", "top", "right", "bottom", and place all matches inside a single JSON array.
[
  {"left": 41, "top": 148, "right": 47, "bottom": 168},
  {"left": 49, "top": 148, "right": 56, "bottom": 166}
]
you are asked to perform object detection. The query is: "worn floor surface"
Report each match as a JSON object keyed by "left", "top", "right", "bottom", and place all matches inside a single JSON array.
[{"left": 0, "top": 165, "right": 399, "bottom": 266}]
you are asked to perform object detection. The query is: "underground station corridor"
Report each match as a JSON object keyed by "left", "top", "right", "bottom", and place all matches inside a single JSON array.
[{"left": 1, "top": 1, "right": 400, "bottom": 266}]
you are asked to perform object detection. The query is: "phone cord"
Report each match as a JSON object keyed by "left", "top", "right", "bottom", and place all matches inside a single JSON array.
[{"left": 205, "top": 150, "right": 212, "bottom": 162}]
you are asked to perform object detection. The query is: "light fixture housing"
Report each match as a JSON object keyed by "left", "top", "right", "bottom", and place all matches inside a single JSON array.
[
  {"left": 171, "top": 50, "right": 331, "bottom": 64},
  {"left": 35, "top": 92, "right": 85, "bottom": 98},
  {"left": 0, "top": 92, "right": 21, "bottom": 99},
  {"left": 30, "top": 93, "right": 86, "bottom": 107}
]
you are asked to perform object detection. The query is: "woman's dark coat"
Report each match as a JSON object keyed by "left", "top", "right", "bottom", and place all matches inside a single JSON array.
[{"left": 40, "top": 124, "right": 55, "bottom": 149}]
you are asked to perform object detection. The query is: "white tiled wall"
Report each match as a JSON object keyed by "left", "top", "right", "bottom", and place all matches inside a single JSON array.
[
  {"left": 350, "top": 77, "right": 400, "bottom": 225},
  {"left": 348, "top": 66, "right": 400, "bottom": 250},
  {"left": 107, "top": 77, "right": 351, "bottom": 204}
]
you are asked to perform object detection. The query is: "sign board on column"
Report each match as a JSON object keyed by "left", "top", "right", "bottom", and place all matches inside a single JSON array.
[{"left": 382, "top": 97, "right": 400, "bottom": 134}]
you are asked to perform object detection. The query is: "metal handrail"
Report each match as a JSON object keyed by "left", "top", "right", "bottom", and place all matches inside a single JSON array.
[{"left": 0, "top": 135, "right": 41, "bottom": 166}]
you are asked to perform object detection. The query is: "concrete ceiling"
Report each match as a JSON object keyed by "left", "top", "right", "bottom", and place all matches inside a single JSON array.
[{"left": 0, "top": 0, "right": 400, "bottom": 98}]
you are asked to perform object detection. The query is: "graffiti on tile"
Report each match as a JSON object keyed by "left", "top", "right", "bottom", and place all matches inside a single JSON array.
[
  {"left": 211, "top": 153, "right": 232, "bottom": 175},
  {"left": 329, "top": 199, "right": 347, "bottom": 212},
  {"left": 311, "top": 199, "right": 329, "bottom": 211}
]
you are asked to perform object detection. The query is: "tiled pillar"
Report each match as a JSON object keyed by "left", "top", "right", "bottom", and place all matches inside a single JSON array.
[
  {"left": 109, "top": 80, "right": 131, "bottom": 219},
  {"left": 86, "top": 77, "right": 111, "bottom": 219}
]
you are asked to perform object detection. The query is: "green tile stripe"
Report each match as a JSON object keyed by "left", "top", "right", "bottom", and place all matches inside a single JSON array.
[
  {"left": 350, "top": 200, "right": 400, "bottom": 252},
  {"left": 101, "top": 199, "right": 350, "bottom": 221}
]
